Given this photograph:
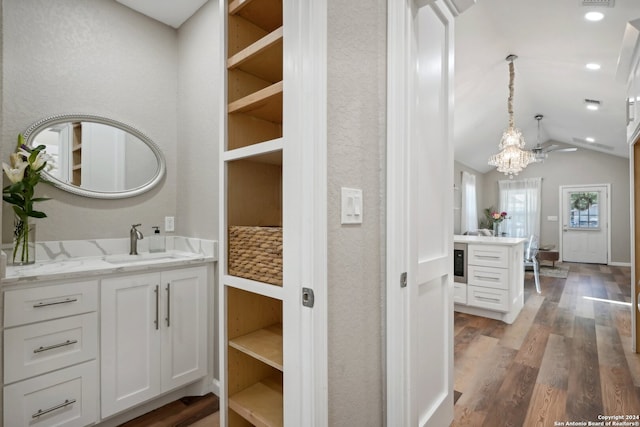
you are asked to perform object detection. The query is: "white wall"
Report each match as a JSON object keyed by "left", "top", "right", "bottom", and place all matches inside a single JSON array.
[
  {"left": 2, "top": 0, "right": 179, "bottom": 241},
  {"left": 176, "top": 0, "right": 220, "bottom": 381},
  {"left": 176, "top": 1, "right": 219, "bottom": 240},
  {"left": 481, "top": 143, "right": 631, "bottom": 263},
  {"left": 327, "top": 0, "right": 386, "bottom": 424}
]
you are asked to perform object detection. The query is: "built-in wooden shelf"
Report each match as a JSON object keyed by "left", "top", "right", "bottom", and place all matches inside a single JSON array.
[
  {"left": 227, "top": 27, "right": 283, "bottom": 82},
  {"left": 72, "top": 144, "right": 82, "bottom": 151},
  {"left": 229, "top": 0, "right": 282, "bottom": 32},
  {"left": 229, "top": 324, "right": 283, "bottom": 371},
  {"left": 228, "top": 81, "right": 283, "bottom": 123},
  {"left": 223, "top": 138, "right": 283, "bottom": 164},
  {"left": 223, "top": 275, "right": 284, "bottom": 301},
  {"left": 72, "top": 164, "right": 82, "bottom": 171},
  {"left": 225, "top": 0, "right": 284, "bottom": 424},
  {"left": 229, "top": 376, "right": 283, "bottom": 427}
]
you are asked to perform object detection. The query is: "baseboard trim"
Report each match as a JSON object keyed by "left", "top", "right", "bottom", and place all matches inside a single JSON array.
[{"left": 609, "top": 261, "right": 632, "bottom": 267}]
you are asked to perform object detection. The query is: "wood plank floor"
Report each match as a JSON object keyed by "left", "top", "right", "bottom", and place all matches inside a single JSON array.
[
  {"left": 118, "top": 394, "right": 219, "bottom": 427},
  {"left": 453, "top": 262, "right": 640, "bottom": 427},
  {"left": 122, "top": 262, "right": 638, "bottom": 427}
]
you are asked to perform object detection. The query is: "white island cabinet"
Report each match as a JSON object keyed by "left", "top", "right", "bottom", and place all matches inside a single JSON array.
[{"left": 453, "top": 236, "right": 527, "bottom": 324}]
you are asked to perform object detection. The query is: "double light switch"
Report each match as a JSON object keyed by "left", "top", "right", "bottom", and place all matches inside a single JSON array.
[{"left": 341, "top": 187, "right": 363, "bottom": 225}]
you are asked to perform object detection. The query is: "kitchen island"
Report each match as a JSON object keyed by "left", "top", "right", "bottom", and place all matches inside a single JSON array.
[{"left": 454, "top": 235, "right": 527, "bottom": 324}]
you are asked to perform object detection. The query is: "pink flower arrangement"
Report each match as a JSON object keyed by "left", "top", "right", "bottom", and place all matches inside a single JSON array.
[{"left": 491, "top": 211, "right": 508, "bottom": 223}]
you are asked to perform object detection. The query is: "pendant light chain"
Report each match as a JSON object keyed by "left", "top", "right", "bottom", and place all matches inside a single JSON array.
[
  {"left": 487, "top": 54, "right": 535, "bottom": 178},
  {"left": 507, "top": 60, "right": 515, "bottom": 129}
]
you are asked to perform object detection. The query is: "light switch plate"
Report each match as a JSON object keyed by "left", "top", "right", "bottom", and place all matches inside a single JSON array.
[
  {"left": 341, "top": 187, "right": 363, "bottom": 225},
  {"left": 547, "top": 215, "right": 558, "bottom": 221}
]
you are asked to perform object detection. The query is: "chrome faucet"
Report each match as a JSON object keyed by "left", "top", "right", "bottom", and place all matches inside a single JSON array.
[{"left": 130, "top": 224, "right": 143, "bottom": 255}]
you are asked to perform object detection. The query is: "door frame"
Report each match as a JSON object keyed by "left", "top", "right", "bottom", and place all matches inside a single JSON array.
[
  {"left": 386, "top": 0, "right": 458, "bottom": 424},
  {"left": 631, "top": 138, "right": 639, "bottom": 353},
  {"left": 281, "top": 0, "right": 329, "bottom": 424},
  {"left": 558, "top": 183, "right": 611, "bottom": 265}
]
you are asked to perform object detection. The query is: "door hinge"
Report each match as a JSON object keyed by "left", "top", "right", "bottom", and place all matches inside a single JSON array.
[
  {"left": 400, "top": 272, "right": 407, "bottom": 288},
  {"left": 302, "top": 287, "right": 315, "bottom": 308}
]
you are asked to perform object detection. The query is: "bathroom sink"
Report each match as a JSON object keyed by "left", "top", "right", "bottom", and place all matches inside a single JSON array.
[{"left": 103, "top": 252, "right": 183, "bottom": 264}]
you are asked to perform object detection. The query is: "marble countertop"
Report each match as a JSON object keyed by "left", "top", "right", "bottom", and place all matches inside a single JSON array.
[
  {"left": 2, "top": 236, "right": 217, "bottom": 286},
  {"left": 454, "top": 235, "right": 527, "bottom": 246}
]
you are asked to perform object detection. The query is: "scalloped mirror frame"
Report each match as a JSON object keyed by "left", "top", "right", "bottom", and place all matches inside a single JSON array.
[{"left": 23, "top": 114, "right": 166, "bottom": 199}]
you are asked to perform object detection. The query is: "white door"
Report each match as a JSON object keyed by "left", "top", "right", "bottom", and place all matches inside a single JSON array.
[
  {"left": 161, "top": 267, "right": 208, "bottom": 391},
  {"left": 101, "top": 273, "right": 161, "bottom": 418},
  {"left": 561, "top": 185, "right": 609, "bottom": 264},
  {"left": 387, "top": 0, "right": 454, "bottom": 426}
]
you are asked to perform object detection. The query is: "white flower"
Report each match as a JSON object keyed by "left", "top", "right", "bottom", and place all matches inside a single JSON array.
[
  {"left": 2, "top": 159, "right": 28, "bottom": 183},
  {"left": 31, "top": 150, "right": 51, "bottom": 170}
]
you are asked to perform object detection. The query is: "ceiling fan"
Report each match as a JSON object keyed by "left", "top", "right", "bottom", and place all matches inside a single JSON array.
[{"left": 530, "top": 114, "right": 577, "bottom": 162}]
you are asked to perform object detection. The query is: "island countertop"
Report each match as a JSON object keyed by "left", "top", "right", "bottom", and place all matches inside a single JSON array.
[{"left": 454, "top": 235, "right": 527, "bottom": 246}]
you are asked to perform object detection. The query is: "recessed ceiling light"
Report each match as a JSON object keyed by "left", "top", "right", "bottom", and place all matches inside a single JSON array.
[
  {"left": 585, "top": 11, "right": 604, "bottom": 21},
  {"left": 586, "top": 63, "right": 601, "bottom": 70},
  {"left": 585, "top": 137, "right": 595, "bottom": 143},
  {"left": 585, "top": 98, "right": 601, "bottom": 110}
]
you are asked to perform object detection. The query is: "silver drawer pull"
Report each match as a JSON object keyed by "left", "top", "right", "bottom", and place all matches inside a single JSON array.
[
  {"left": 476, "top": 255, "right": 501, "bottom": 260},
  {"left": 476, "top": 296, "right": 501, "bottom": 303},
  {"left": 33, "top": 298, "right": 78, "bottom": 308},
  {"left": 32, "top": 398, "right": 76, "bottom": 418},
  {"left": 33, "top": 339, "right": 78, "bottom": 354},
  {"left": 475, "top": 275, "right": 500, "bottom": 281},
  {"left": 165, "top": 283, "right": 171, "bottom": 327}
]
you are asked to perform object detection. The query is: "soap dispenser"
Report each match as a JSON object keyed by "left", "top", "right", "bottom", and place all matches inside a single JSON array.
[{"left": 149, "top": 226, "right": 165, "bottom": 253}]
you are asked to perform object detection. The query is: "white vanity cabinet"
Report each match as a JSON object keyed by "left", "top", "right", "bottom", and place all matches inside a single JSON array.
[
  {"left": 100, "top": 266, "right": 208, "bottom": 418},
  {"left": 3, "top": 280, "right": 99, "bottom": 427},
  {"left": 453, "top": 236, "right": 526, "bottom": 324}
]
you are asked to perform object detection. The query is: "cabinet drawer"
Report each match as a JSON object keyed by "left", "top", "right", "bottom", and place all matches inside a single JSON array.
[
  {"left": 4, "top": 313, "right": 98, "bottom": 384},
  {"left": 467, "top": 265, "right": 508, "bottom": 290},
  {"left": 468, "top": 286, "right": 509, "bottom": 312},
  {"left": 5, "top": 280, "right": 98, "bottom": 327},
  {"left": 4, "top": 360, "right": 98, "bottom": 427},
  {"left": 468, "top": 245, "right": 509, "bottom": 269},
  {"left": 453, "top": 283, "right": 467, "bottom": 304}
]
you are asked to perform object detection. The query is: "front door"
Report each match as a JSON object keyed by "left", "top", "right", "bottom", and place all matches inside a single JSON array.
[
  {"left": 561, "top": 184, "right": 609, "bottom": 264},
  {"left": 387, "top": 0, "right": 455, "bottom": 425}
]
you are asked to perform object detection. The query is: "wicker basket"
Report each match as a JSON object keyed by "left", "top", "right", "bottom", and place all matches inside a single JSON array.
[{"left": 228, "top": 226, "right": 283, "bottom": 286}]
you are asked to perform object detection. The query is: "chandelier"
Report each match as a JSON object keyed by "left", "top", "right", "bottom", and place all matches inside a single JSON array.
[{"left": 488, "top": 54, "right": 535, "bottom": 178}]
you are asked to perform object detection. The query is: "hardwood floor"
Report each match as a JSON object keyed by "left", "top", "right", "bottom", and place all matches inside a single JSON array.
[
  {"left": 118, "top": 394, "right": 219, "bottom": 427},
  {"left": 121, "top": 263, "right": 638, "bottom": 427},
  {"left": 452, "top": 262, "right": 640, "bottom": 427}
]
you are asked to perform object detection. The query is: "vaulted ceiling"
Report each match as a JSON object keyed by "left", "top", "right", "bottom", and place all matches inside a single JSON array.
[
  {"left": 454, "top": 0, "right": 640, "bottom": 172},
  {"left": 115, "top": 0, "right": 640, "bottom": 174}
]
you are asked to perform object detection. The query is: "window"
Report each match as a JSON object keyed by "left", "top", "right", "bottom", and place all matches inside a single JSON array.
[
  {"left": 460, "top": 171, "right": 478, "bottom": 234},
  {"left": 568, "top": 191, "right": 599, "bottom": 229},
  {"left": 498, "top": 177, "right": 542, "bottom": 238}
]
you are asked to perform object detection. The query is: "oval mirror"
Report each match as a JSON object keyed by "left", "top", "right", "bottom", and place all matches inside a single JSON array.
[{"left": 23, "top": 114, "right": 166, "bottom": 199}]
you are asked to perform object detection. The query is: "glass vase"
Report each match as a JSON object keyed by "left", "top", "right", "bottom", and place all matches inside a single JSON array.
[
  {"left": 12, "top": 217, "right": 36, "bottom": 265},
  {"left": 493, "top": 222, "right": 499, "bottom": 237}
]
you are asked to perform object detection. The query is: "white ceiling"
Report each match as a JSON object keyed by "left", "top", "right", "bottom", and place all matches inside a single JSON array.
[
  {"left": 454, "top": 0, "right": 640, "bottom": 172},
  {"left": 115, "top": 0, "right": 640, "bottom": 173},
  {"left": 115, "top": 0, "right": 207, "bottom": 29}
]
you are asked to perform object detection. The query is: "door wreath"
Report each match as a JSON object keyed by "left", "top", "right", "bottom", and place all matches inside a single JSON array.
[{"left": 570, "top": 192, "right": 597, "bottom": 211}]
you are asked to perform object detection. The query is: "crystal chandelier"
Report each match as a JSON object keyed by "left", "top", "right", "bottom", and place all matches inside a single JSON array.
[{"left": 488, "top": 54, "right": 535, "bottom": 178}]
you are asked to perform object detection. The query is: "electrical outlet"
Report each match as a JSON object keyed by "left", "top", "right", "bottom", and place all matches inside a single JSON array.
[{"left": 165, "top": 216, "right": 175, "bottom": 232}]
